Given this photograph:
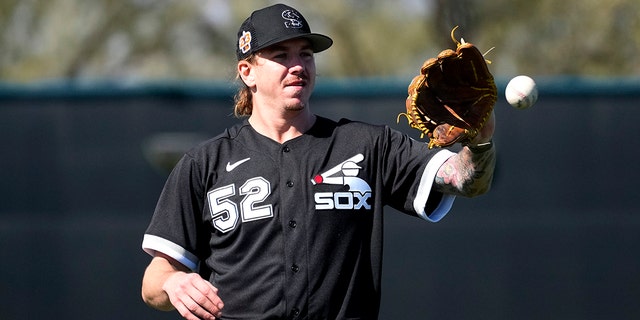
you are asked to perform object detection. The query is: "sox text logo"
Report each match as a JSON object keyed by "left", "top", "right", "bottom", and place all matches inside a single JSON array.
[{"left": 312, "top": 154, "right": 372, "bottom": 210}]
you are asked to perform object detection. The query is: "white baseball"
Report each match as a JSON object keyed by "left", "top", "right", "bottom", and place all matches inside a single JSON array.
[{"left": 505, "top": 75, "right": 538, "bottom": 109}]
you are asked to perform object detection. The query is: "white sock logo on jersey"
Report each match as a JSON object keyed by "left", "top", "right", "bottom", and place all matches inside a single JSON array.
[{"left": 312, "top": 154, "right": 372, "bottom": 210}]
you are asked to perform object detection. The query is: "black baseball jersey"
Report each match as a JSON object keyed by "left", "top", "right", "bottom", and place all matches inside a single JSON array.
[{"left": 142, "top": 116, "right": 456, "bottom": 319}]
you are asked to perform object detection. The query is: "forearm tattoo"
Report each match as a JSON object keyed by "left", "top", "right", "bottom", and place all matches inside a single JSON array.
[{"left": 434, "top": 145, "right": 496, "bottom": 197}]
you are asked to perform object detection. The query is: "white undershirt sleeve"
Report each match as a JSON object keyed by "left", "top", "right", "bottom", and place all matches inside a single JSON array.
[
  {"left": 142, "top": 234, "right": 199, "bottom": 271},
  {"left": 413, "top": 149, "right": 456, "bottom": 222}
]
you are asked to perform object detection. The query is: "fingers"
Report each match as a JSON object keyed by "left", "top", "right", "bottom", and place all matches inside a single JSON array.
[{"left": 164, "top": 272, "right": 224, "bottom": 320}]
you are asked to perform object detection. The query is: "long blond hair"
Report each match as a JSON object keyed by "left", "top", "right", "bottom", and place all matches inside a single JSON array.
[{"left": 233, "top": 55, "right": 256, "bottom": 118}]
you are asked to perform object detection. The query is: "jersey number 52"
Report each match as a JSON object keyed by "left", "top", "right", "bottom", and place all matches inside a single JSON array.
[{"left": 207, "top": 177, "right": 274, "bottom": 233}]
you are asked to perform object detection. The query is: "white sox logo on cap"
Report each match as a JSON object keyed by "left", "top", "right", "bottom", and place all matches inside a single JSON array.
[{"left": 282, "top": 9, "right": 304, "bottom": 28}]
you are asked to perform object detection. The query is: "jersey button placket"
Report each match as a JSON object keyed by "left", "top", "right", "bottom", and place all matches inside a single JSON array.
[
  {"left": 280, "top": 143, "right": 307, "bottom": 316},
  {"left": 284, "top": 146, "right": 294, "bottom": 188}
]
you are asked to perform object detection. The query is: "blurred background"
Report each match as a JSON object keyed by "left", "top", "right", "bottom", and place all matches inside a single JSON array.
[
  {"left": 1, "top": 0, "right": 639, "bottom": 81},
  {"left": 1, "top": 0, "right": 639, "bottom": 319}
]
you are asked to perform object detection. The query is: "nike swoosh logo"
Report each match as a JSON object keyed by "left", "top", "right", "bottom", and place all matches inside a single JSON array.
[{"left": 226, "top": 158, "right": 251, "bottom": 172}]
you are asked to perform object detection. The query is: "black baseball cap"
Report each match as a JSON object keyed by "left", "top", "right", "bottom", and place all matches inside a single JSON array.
[{"left": 236, "top": 3, "right": 333, "bottom": 60}]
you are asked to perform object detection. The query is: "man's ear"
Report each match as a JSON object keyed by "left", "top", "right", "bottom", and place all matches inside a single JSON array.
[{"left": 238, "top": 60, "right": 255, "bottom": 87}]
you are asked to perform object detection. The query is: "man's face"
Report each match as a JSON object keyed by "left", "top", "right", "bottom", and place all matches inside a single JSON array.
[{"left": 250, "top": 38, "right": 317, "bottom": 112}]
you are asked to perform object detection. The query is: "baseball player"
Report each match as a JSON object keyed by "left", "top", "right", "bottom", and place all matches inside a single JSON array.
[{"left": 141, "top": 3, "right": 496, "bottom": 320}]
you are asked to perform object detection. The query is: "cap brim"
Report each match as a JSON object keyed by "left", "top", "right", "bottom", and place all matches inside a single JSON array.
[
  {"left": 305, "top": 33, "right": 333, "bottom": 53},
  {"left": 257, "top": 33, "right": 333, "bottom": 54}
]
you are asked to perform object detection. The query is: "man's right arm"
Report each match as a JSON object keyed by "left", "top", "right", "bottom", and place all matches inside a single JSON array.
[{"left": 141, "top": 252, "right": 224, "bottom": 320}]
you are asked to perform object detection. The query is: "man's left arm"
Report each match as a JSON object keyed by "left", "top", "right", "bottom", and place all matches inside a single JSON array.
[{"left": 434, "top": 111, "right": 496, "bottom": 197}]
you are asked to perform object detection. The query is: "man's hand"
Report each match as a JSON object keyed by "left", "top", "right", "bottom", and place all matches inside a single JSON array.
[
  {"left": 435, "top": 111, "right": 496, "bottom": 197},
  {"left": 162, "top": 271, "right": 224, "bottom": 320},
  {"left": 142, "top": 253, "right": 224, "bottom": 320}
]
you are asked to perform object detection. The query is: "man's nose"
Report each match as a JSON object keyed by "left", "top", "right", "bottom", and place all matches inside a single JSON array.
[{"left": 289, "top": 59, "right": 305, "bottom": 75}]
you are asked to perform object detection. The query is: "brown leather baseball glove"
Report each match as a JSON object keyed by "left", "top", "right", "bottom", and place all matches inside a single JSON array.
[{"left": 398, "top": 26, "right": 497, "bottom": 148}]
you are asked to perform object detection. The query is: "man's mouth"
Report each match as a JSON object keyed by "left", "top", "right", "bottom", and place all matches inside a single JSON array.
[{"left": 286, "top": 79, "right": 307, "bottom": 87}]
